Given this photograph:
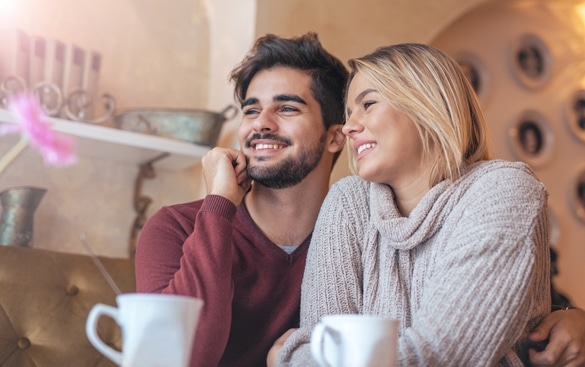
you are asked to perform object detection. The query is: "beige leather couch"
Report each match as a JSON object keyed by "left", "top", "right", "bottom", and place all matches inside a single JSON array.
[{"left": 0, "top": 245, "right": 135, "bottom": 367}]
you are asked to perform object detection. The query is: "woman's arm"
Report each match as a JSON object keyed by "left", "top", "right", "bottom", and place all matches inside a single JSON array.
[
  {"left": 397, "top": 166, "right": 551, "bottom": 366},
  {"left": 277, "top": 177, "right": 369, "bottom": 366}
]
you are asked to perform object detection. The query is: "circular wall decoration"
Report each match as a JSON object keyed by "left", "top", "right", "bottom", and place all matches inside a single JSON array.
[
  {"left": 570, "top": 167, "right": 585, "bottom": 225},
  {"left": 454, "top": 52, "right": 489, "bottom": 102},
  {"left": 509, "top": 34, "right": 552, "bottom": 90},
  {"left": 507, "top": 110, "right": 555, "bottom": 167},
  {"left": 563, "top": 88, "right": 585, "bottom": 143}
]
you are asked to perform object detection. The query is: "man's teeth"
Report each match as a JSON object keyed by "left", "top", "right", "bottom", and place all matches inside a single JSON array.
[
  {"left": 255, "top": 144, "right": 284, "bottom": 150},
  {"left": 357, "top": 143, "right": 376, "bottom": 155}
]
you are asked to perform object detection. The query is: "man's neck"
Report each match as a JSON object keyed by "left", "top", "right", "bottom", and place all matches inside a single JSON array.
[{"left": 244, "top": 171, "right": 330, "bottom": 247}]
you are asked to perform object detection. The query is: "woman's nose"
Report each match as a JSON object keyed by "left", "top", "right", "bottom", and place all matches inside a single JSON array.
[{"left": 342, "top": 116, "right": 362, "bottom": 136}]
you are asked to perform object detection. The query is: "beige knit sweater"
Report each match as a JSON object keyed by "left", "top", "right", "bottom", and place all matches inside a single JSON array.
[{"left": 278, "top": 160, "right": 550, "bottom": 366}]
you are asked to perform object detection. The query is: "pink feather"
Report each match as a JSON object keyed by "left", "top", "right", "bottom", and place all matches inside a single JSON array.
[{"left": 3, "top": 93, "right": 76, "bottom": 166}]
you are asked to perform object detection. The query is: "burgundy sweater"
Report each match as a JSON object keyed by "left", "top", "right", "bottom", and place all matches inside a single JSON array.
[{"left": 135, "top": 194, "right": 309, "bottom": 367}]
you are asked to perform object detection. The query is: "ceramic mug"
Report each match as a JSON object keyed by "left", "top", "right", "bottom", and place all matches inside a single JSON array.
[
  {"left": 310, "top": 314, "right": 399, "bottom": 367},
  {"left": 86, "top": 293, "right": 204, "bottom": 367}
]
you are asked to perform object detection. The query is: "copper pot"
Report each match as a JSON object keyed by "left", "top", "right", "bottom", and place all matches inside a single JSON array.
[{"left": 113, "top": 105, "right": 238, "bottom": 146}]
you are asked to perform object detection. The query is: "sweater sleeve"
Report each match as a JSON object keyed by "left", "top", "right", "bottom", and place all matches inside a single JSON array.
[
  {"left": 278, "top": 177, "right": 368, "bottom": 366},
  {"left": 397, "top": 166, "right": 550, "bottom": 366},
  {"left": 135, "top": 194, "right": 237, "bottom": 367}
]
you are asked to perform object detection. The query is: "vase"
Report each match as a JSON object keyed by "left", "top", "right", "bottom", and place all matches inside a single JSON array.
[{"left": 0, "top": 186, "right": 47, "bottom": 247}]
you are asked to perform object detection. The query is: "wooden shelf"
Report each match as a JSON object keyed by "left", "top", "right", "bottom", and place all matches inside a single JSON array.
[{"left": 0, "top": 108, "right": 209, "bottom": 170}]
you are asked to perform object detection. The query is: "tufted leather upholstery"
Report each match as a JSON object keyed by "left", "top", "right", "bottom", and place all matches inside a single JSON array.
[{"left": 0, "top": 245, "right": 135, "bottom": 367}]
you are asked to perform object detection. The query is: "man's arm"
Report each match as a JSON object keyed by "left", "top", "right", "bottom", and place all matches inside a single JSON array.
[
  {"left": 135, "top": 195, "right": 238, "bottom": 367},
  {"left": 135, "top": 147, "right": 251, "bottom": 367},
  {"left": 529, "top": 308, "right": 585, "bottom": 367}
]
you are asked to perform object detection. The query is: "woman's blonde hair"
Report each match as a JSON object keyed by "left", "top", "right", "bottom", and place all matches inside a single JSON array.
[{"left": 346, "top": 43, "right": 491, "bottom": 186}]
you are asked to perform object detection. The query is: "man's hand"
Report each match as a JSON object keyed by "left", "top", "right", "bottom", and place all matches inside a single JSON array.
[
  {"left": 529, "top": 308, "right": 585, "bottom": 366},
  {"left": 201, "top": 147, "right": 252, "bottom": 206},
  {"left": 267, "top": 328, "right": 297, "bottom": 367}
]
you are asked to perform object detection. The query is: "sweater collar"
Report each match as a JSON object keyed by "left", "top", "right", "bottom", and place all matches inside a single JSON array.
[
  {"left": 367, "top": 160, "right": 506, "bottom": 250},
  {"left": 369, "top": 178, "right": 454, "bottom": 250}
]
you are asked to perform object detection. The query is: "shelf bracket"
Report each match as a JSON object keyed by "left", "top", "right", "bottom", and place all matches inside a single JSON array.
[{"left": 129, "top": 152, "right": 169, "bottom": 258}]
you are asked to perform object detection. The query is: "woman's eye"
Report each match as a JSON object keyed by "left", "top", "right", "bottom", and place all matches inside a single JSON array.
[{"left": 363, "top": 101, "right": 376, "bottom": 110}]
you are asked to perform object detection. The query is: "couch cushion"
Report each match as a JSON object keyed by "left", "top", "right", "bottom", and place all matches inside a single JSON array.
[{"left": 0, "top": 245, "right": 135, "bottom": 367}]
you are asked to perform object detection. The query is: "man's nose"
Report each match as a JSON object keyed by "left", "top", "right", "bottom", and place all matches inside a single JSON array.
[{"left": 253, "top": 110, "right": 278, "bottom": 132}]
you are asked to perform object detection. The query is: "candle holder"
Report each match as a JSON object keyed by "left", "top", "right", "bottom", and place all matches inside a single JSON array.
[{"left": 0, "top": 75, "right": 116, "bottom": 124}]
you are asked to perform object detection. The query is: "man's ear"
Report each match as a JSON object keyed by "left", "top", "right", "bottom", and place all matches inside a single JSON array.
[{"left": 326, "top": 124, "right": 346, "bottom": 153}]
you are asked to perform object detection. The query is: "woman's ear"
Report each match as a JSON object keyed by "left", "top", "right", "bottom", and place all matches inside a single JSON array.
[{"left": 327, "top": 124, "right": 346, "bottom": 153}]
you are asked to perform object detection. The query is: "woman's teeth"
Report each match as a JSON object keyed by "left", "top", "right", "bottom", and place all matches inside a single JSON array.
[{"left": 357, "top": 143, "right": 376, "bottom": 155}]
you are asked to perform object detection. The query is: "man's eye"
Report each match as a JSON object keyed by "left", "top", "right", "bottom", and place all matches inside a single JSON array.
[
  {"left": 281, "top": 106, "right": 299, "bottom": 113},
  {"left": 243, "top": 108, "right": 259, "bottom": 116}
]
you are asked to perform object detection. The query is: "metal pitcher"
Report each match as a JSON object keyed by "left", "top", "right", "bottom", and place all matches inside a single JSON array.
[{"left": 0, "top": 186, "right": 47, "bottom": 247}]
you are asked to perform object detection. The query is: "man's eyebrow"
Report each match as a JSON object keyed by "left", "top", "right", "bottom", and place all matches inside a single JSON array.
[
  {"left": 274, "top": 94, "right": 307, "bottom": 105},
  {"left": 241, "top": 94, "right": 307, "bottom": 108},
  {"left": 242, "top": 97, "right": 259, "bottom": 108}
]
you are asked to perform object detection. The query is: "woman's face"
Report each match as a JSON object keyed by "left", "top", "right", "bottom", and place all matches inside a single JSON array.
[{"left": 343, "top": 71, "right": 428, "bottom": 188}]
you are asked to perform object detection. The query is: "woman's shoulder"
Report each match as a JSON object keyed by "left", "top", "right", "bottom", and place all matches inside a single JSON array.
[
  {"left": 323, "top": 175, "right": 373, "bottom": 210},
  {"left": 330, "top": 174, "right": 370, "bottom": 193},
  {"left": 468, "top": 160, "right": 544, "bottom": 188},
  {"left": 463, "top": 159, "right": 547, "bottom": 204},
  {"left": 333, "top": 174, "right": 367, "bottom": 184}
]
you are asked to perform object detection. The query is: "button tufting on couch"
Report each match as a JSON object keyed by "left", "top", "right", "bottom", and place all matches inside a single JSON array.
[{"left": 0, "top": 245, "right": 135, "bottom": 367}]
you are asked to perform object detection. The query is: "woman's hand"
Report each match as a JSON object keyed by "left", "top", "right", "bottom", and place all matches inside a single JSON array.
[
  {"left": 529, "top": 308, "right": 585, "bottom": 366},
  {"left": 267, "top": 328, "right": 297, "bottom": 367}
]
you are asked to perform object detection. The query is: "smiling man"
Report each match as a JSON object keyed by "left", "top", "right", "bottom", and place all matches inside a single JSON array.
[{"left": 134, "top": 32, "right": 348, "bottom": 367}]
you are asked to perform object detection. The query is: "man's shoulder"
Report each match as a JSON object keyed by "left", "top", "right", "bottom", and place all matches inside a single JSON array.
[
  {"left": 156, "top": 195, "right": 238, "bottom": 225},
  {"left": 160, "top": 198, "right": 205, "bottom": 216},
  {"left": 145, "top": 199, "right": 205, "bottom": 228}
]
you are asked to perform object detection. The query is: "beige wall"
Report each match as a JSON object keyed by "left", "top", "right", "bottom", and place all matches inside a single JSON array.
[
  {"left": 255, "top": 0, "right": 486, "bottom": 61},
  {"left": 0, "top": 0, "right": 210, "bottom": 109}
]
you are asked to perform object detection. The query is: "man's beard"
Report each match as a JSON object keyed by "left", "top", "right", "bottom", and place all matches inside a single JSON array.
[{"left": 246, "top": 134, "right": 325, "bottom": 189}]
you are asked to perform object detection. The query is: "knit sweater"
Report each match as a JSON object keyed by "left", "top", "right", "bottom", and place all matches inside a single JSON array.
[
  {"left": 135, "top": 195, "right": 309, "bottom": 367},
  {"left": 278, "top": 160, "right": 551, "bottom": 366}
]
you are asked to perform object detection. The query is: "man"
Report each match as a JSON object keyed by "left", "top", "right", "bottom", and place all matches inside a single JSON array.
[
  {"left": 136, "top": 32, "right": 585, "bottom": 367},
  {"left": 135, "top": 32, "right": 347, "bottom": 367}
]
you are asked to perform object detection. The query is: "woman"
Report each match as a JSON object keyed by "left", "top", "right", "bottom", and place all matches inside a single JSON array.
[{"left": 276, "top": 43, "right": 550, "bottom": 366}]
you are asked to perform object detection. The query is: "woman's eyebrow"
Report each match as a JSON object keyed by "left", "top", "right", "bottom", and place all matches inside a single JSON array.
[{"left": 353, "top": 88, "right": 377, "bottom": 104}]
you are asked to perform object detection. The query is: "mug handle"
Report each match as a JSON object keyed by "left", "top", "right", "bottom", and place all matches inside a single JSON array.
[
  {"left": 85, "top": 303, "right": 123, "bottom": 365},
  {"left": 311, "top": 324, "right": 340, "bottom": 367}
]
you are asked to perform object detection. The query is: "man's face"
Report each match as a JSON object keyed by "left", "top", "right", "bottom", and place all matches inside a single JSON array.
[{"left": 238, "top": 66, "right": 327, "bottom": 189}]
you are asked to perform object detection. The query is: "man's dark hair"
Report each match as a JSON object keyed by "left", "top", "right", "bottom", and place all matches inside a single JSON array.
[{"left": 230, "top": 32, "right": 348, "bottom": 137}]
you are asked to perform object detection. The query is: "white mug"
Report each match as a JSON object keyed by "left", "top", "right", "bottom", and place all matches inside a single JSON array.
[
  {"left": 86, "top": 293, "right": 204, "bottom": 367},
  {"left": 310, "top": 314, "right": 399, "bottom": 367}
]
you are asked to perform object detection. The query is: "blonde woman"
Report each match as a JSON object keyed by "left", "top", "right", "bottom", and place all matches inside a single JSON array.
[{"left": 276, "top": 43, "right": 550, "bottom": 366}]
